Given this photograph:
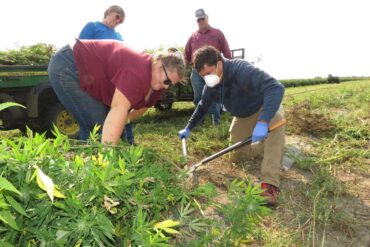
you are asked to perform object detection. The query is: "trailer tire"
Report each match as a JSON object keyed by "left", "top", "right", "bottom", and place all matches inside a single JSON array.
[
  {"left": 0, "top": 93, "right": 25, "bottom": 130},
  {"left": 42, "top": 103, "right": 80, "bottom": 139},
  {"left": 154, "top": 102, "right": 173, "bottom": 111}
]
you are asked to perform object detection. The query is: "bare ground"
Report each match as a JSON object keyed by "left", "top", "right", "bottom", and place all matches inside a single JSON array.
[{"left": 185, "top": 134, "right": 370, "bottom": 246}]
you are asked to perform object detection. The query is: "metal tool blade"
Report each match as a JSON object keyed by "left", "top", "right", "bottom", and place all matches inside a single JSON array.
[{"left": 181, "top": 138, "right": 187, "bottom": 157}]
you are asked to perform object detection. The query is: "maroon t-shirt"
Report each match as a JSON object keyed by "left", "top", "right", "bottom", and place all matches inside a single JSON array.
[
  {"left": 185, "top": 26, "right": 232, "bottom": 64},
  {"left": 73, "top": 39, "right": 164, "bottom": 109}
]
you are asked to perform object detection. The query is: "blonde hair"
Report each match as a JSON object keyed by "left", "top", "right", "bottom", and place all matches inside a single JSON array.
[
  {"left": 154, "top": 49, "right": 186, "bottom": 80},
  {"left": 104, "top": 5, "right": 125, "bottom": 21}
]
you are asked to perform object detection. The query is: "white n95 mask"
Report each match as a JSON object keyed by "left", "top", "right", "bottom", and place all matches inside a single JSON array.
[{"left": 204, "top": 74, "right": 221, "bottom": 88}]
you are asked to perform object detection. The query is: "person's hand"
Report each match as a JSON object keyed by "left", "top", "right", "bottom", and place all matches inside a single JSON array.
[
  {"left": 178, "top": 128, "right": 190, "bottom": 140},
  {"left": 252, "top": 121, "right": 269, "bottom": 142}
]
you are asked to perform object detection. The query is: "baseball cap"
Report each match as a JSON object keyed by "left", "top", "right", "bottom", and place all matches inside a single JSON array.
[{"left": 195, "top": 8, "right": 207, "bottom": 20}]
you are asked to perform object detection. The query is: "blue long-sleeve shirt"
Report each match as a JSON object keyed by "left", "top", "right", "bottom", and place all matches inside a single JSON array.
[{"left": 185, "top": 59, "right": 284, "bottom": 130}]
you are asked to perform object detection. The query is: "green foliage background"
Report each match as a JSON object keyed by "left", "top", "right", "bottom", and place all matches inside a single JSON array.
[
  {"left": 1, "top": 43, "right": 368, "bottom": 86},
  {"left": 0, "top": 43, "right": 56, "bottom": 65}
]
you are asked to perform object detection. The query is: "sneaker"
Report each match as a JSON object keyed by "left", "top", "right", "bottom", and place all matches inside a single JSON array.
[{"left": 261, "top": 183, "right": 280, "bottom": 207}]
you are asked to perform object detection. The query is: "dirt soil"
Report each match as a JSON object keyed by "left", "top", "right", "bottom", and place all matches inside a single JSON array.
[
  {"left": 185, "top": 134, "right": 370, "bottom": 246},
  {"left": 286, "top": 101, "right": 336, "bottom": 136}
]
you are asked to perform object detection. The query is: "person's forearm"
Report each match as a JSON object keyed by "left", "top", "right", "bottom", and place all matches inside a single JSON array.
[
  {"left": 127, "top": 108, "right": 147, "bottom": 122},
  {"left": 259, "top": 83, "right": 284, "bottom": 122},
  {"left": 102, "top": 108, "right": 127, "bottom": 145}
]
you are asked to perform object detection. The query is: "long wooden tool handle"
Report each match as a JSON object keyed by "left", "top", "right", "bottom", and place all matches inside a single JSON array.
[
  {"left": 268, "top": 119, "right": 287, "bottom": 132},
  {"left": 187, "top": 119, "right": 287, "bottom": 175},
  {"left": 200, "top": 119, "right": 287, "bottom": 165}
]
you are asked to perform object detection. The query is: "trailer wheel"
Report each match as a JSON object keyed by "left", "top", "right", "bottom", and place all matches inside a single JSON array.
[
  {"left": 154, "top": 102, "right": 173, "bottom": 111},
  {"left": 0, "top": 104, "right": 14, "bottom": 130},
  {"left": 42, "top": 103, "right": 80, "bottom": 138},
  {"left": 0, "top": 94, "right": 25, "bottom": 131}
]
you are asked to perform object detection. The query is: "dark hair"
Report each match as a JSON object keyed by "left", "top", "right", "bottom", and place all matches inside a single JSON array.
[{"left": 194, "top": 46, "right": 222, "bottom": 72}]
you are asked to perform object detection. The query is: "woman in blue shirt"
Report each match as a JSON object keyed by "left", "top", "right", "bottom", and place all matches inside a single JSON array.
[{"left": 79, "top": 5, "right": 124, "bottom": 41}]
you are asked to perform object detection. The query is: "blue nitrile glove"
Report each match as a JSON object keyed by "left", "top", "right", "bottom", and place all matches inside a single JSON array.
[
  {"left": 252, "top": 121, "right": 269, "bottom": 142},
  {"left": 178, "top": 128, "right": 190, "bottom": 140}
]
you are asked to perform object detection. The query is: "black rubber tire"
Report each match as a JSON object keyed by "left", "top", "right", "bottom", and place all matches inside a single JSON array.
[{"left": 154, "top": 102, "right": 173, "bottom": 111}]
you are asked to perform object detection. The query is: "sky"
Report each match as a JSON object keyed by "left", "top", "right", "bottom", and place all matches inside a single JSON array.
[{"left": 1, "top": 0, "right": 369, "bottom": 79}]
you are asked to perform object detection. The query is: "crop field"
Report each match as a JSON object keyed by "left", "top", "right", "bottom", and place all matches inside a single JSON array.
[{"left": 0, "top": 80, "right": 369, "bottom": 246}]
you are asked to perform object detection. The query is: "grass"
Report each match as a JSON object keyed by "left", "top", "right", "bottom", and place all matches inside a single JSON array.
[
  {"left": 275, "top": 80, "right": 369, "bottom": 246},
  {"left": 134, "top": 79, "right": 370, "bottom": 246},
  {"left": 137, "top": 80, "right": 369, "bottom": 164},
  {"left": 1, "top": 79, "right": 369, "bottom": 246}
]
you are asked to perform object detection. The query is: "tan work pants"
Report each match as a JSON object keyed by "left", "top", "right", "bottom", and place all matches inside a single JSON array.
[{"left": 229, "top": 107, "right": 285, "bottom": 187}]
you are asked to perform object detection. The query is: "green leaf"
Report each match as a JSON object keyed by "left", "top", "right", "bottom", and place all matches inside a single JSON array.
[
  {"left": 36, "top": 168, "right": 55, "bottom": 202},
  {"left": 0, "top": 210, "right": 20, "bottom": 230},
  {"left": 0, "top": 195, "right": 9, "bottom": 209},
  {"left": 154, "top": 219, "right": 181, "bottom": 230},
  {"left": 35, "top": 167, "right": 66, "bottom": 201},
  {"left": 53, "top": 202, "right": 66, "bottom": 210},
  {"left": 56, "top": 229, "right": 70, "bottom": 241},
  {"left": 74, "top": 239, "right": 83, "bottom": 247},
  {"left": 0, "top": 201, "right": 9, "bottom": 209},
  {"left": 0, "top": 240, "right": 15, "bottom": 247},
  {"left": 162, "top": 227, "right": 180, "bottom": 234},
  {"left": 0, "top": 177, "right": 21, "bottom": 195},
  {"left": 5, "top": 195, "right": 28, "bottom": 217},
  {"left": 74, "top": 155, "right": 84, "bottom": 167},
  {"left": 0, "top": 102, "right": 25, "bottom": 112},
  {"left": 35, "top": 140, "right": 50, "bottom": 156}
]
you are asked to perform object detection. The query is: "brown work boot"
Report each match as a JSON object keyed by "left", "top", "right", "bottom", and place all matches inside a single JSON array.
[{"left": 261, "top": 183, "right": 280, "bottom": 207}]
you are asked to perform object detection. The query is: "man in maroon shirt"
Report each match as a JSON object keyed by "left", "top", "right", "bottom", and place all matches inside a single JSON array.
[
  {"left": 48, "top": 40, "right": 185, "bottom": 144},
  {"left": 185, "top": 8, "right": 232, "bottom": 125}
]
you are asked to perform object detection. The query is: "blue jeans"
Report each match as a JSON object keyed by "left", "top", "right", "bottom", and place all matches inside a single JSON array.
[
  {"left": 191, "top": 69, "right": 220, "bottom": 123},
  {"left": 48, "top": 45, "right": 135, "bottom": 142},
  {"left": 124, "top": 123, "right": 135, "bottom": 145},
  {"left": 48, "top": 45, "right": 108, "bottom": 140}
]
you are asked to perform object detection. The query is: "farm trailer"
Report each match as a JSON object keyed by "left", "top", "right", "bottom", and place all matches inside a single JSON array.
[{"left": 0, "top": 65, "right": 79, "bottom": 138}]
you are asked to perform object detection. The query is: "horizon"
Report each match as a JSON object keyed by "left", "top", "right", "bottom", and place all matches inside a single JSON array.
[{"left": 1, "top": 0, "right": 369, "bottom": 79}]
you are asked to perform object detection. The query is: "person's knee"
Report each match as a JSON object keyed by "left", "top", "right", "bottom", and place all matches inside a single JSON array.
[{"left": 273, "top": 112, "right": 284, "bottom": 122}]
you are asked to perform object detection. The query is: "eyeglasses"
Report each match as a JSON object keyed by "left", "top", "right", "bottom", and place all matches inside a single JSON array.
[
  {"left": 161, "top": 63, "right": 172, "bottom": 87},
  {"left": 115, "top": 14, "right": 123, "bottom": 24},
  {"left": 197, "top": 18, "right": 205, "bottom": 23}
]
